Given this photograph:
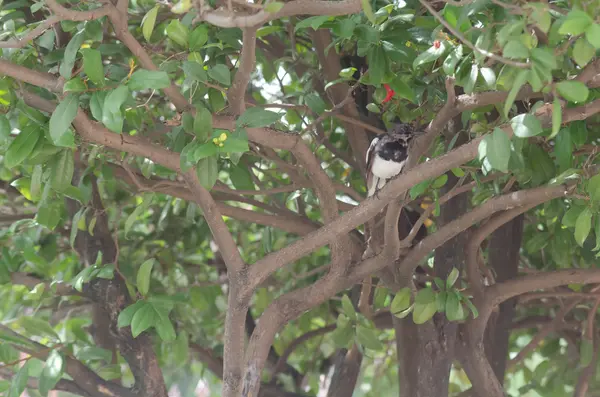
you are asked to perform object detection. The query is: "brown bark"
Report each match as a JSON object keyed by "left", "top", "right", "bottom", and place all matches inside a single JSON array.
[
  {"left": 483, "top": 215, "right": 524, "bottom": 383},
  {"left": 65, "top": 168, "right": 169, "bottom": 397}
]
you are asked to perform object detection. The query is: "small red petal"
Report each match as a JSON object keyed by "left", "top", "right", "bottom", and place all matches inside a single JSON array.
[
  {"left": 433, "top": 40, "right": 441, "bottom": 49},
  {"left": 382, "top": 83, "right": 395, "bottom": 103}
]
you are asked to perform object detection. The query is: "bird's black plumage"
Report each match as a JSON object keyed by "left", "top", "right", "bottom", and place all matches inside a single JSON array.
[{"left": 365, "top": 123, "right": 415, "bottom": 197}]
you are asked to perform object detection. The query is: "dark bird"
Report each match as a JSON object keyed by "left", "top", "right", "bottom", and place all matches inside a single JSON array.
[{"left": 365, "top": 123, "right": 415, "bottom": 197}]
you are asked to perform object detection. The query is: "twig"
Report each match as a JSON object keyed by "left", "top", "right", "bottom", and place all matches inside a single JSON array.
[{"left": 419, "top": 0, "right": 529, "bottom": 68}]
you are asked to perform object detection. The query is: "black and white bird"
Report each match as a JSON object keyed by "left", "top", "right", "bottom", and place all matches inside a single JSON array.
[{"left": 365, "top": 123, "right": 415, "bottom": 197}]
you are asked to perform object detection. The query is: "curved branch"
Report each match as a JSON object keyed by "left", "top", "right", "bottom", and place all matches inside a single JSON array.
[
  {"left": 489, "top": 269, "right": 600, "bottom": 306},
  {"left": 201, "top": 0, "right": 361, "bottom": 28},
  {"left": 228, "top": 28, "right": 258, "bottom": 114},
  {"left": 0, "top": 16, "right": 61, "bottom": 48},
  {"left": 465, "top": 203, "right": 538, "bottom": 300}
]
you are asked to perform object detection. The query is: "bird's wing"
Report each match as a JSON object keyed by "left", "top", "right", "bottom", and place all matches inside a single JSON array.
[{"left": 365, "top": 136, "right": 380, "bottom": 197}]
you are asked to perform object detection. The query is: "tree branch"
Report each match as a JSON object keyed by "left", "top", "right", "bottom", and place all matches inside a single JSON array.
[
  {"left": 228, "top": 27, "right": 258, "bottom": 114},
  {"left": 201, "top": 0, "right": 361, "bottom": 28},
  {"left": 0, "top": 16, "right": 61, "bottom": 48}
]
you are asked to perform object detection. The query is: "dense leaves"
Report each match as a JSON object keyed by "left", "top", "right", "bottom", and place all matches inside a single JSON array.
[{"left": 1, "top": 0, "right": 600, "bottom": 396}]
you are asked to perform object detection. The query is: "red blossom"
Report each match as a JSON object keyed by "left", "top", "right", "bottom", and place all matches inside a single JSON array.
[{"left": 382, "top": 83, "right": 395, "bottom": 103}]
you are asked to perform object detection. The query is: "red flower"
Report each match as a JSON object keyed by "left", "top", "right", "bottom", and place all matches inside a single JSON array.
[
  {"left": 433, "top": 40, "right": 441, "bottom": 49},
  {"left": 382, "top": 84, "right": 395, "bottom": 103}
]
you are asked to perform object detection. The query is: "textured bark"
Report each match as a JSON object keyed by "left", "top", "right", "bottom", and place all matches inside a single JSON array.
[
  {"left": 65, "top": 169, "right": 169, "bottom": 397},
  {"left": 483, "top": 215, "right": 524, "bottom": 382},
  {"left": 395, "top": 125, "right": 468, "bottom": 397}
]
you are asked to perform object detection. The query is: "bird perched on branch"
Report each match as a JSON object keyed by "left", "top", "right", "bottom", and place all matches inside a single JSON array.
[{"left": 365, "top": 122, "right": 415, "bottom": 198}]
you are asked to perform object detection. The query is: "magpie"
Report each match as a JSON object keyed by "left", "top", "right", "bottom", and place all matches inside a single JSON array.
[{"left": 365, "top": 123, "right": 415, "bottom": 198}]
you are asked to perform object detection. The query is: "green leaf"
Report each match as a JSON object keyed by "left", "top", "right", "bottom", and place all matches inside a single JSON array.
[
  {"left": 19, "top": 316, "right": 59, "bottom": 339},
  {"left": 388, "top": 79, "right": 415, "bottom": 103},
  {"left": 412, "top": 300, "right": 437, "bottom": 324},
  {"left": 594, "top": 216, "right": 600, "bottom": 251},
  {"left": 63, "top": 77, "right": 87, "bottom": 93},
  {"left": 182, "top": 60, "right": 208, "bottom": 82},
  {"left": 446, "top": 267, "right": 459, "bottom": 289},
  {"left": 128, "top": 70, "right": 171, "bottom": 91},
  {"left": 137, "top": 258, "right": 155, "bottom": 296},
  {"left": 341, "top": 295, "right": 356, "bottom": 320},
  {"left": 431, "top": 174, "right": 448, "bottom": 189},
  {"left": 8, "top": 361, "right": 29, "bottom": 397},
  {"left": 194, "top": 106, "right": 213, "bottom": 139},
  {"left": 485, "top": 128, "right": 511, "bottom": 172},
  {"left": 511, "top": 114, "right": 543, "bottom": 137},
  {"left": 166, "top": 20, "right": 189, "bottom": 47},
  {"left": 265, "top": 1, "right": 284, "bottom": 13},
  {"left": 208, "top": 64, "right": 231, "bottom": 86},
  {"left": 36, "top": 203, "right": 61, "bottom": 230},
  {"left": 463, "top": 64, "right": 478, "bottom": 94},
  {"left": 480, "top": 67, "right": 496, "bottom": 89},
  {"left": 49, "top": 149, "right": 74, "bottom": 192},
  {"left": 5, "top": 125, "right": 42, "bottom": 169},
  {"left": 356, "top": 325, "right": 383, "bottom": 350},
  {"left": 503, "top": 69, "right": 528, "bottom": 118},
  {"left": 59, "top": 31, "right": 85, "bottom": 79},
  {"left": 39, "top": 350, "right": 64, "bottom": 397},
  {"left": 586, "top": 23, "right": 600, "bottom": 49},
  {"left": 237, "top": 107, "right": 282, "bottom": 128},
  {"left": 526, "top": 3, "right": 551, "bottom": 33},
  {"left": 559, "top": 10, "right": 593, "bottom": 36},
  {"left": 331, "top": 316, "right": 354, "bottom": 348},
  {"left": 154, "top": 306, "right": 176, "bottom": 341},
  {"left": 587, "top": 174, "right": 600, "bottom": 202},
  {"left": 190, "top": 142, "right": 218, "bottom": 162},
  {"left": 550, "top": 98, "right": 562, "bottom": 139},
  {"left": 80, "top": 48, "right": 104, "bottom": 86},
  {"left": 196, "top": 156, "right": 218, "bottom": 190},
  {"left": 189, "top": 25, "right": 209, "bottom": 50},
  {"left": 573, "top": 37, "right": 595, "bottom": 67},
  {"left": 0, "top": 114, "right": 10, "bottom": 144},
  {"left": 497, "top": 20, "right": 525, "bottom": 47},
  {"left": 361, "top": 0, "right": 376, "bottom": 24},
  {"left": 390, "top": 287, "right": 411, "bottom": 316},
  {"left": 555, "top": 128, "right": 572, "bottom": 172},
  {"left": 445, "top": 292, "right": 464, "bottom": 321},
  {"left": 575, "top": 207, "right": 592, "bottom": 247},
  {"left": 556, "top": 80, "right": 589, "bottom": 103},
  {"left": 131, "top": 301, "right": 156, "bottom": 337},
  {"left": 89, "top": 91, "right": 105, "bottom": 121},
  {"left": 294, "top": 16, "right": 329, "bottom": 31},
  {"left": 102, "top": 85, "right": 129, "bottom": 133},
  {"left": 413, "top": 41, "right": 447, "bottom": 69},
  {"left": 414, "top": 287, "right": 436, "bottom": 304},
  {"left": 563, "top": 205, "right": 585, "bottom": 228},
  {"left": 443, "top": 45, "right": 463, "bottom": 76},
  {"left": 503, "top": 40, "right": 529, "bottom": 59},
  {"left": 49, "top": 94, "right": 78, "bottom": 146},
  {"left": 229, "top": 165, "right": 254, "bottom": 191},
  {"left": 531, "top": 48, "right": 558, "bottom": 70},
  {"left": 142, "top": 6, "right": 159, "bottom": 42},
  {"left": 117, "top": 300, "right": 145, "bottom": 328},
  {"left": 125, "top": 193, "right": 154, "bottom": 237},
  {"left": 367, "top": 45, "right": 387, "bottom": 85}
]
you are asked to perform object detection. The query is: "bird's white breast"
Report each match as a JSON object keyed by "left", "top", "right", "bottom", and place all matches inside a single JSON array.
[{"left": 371, "top": 155, "right": 406, "bottom": 179}]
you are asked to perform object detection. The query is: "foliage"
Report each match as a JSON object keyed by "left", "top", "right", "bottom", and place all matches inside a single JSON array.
[{"left": 1, "top": 0, "right": 600, "bottom": 396}]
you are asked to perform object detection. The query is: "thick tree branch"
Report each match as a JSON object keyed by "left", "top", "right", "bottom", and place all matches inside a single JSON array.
[
  {"left": 201, "top": 0, "right": 361, "bottom": 28},
  {"left": 489, "top": 270, "right": 600, "bottom": 306},
  {"left": 228, "top": 28, "right": 258, "bottom": 114},
  {"left": 465, "top": 204, "right": 537, "bottom": 301}
]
